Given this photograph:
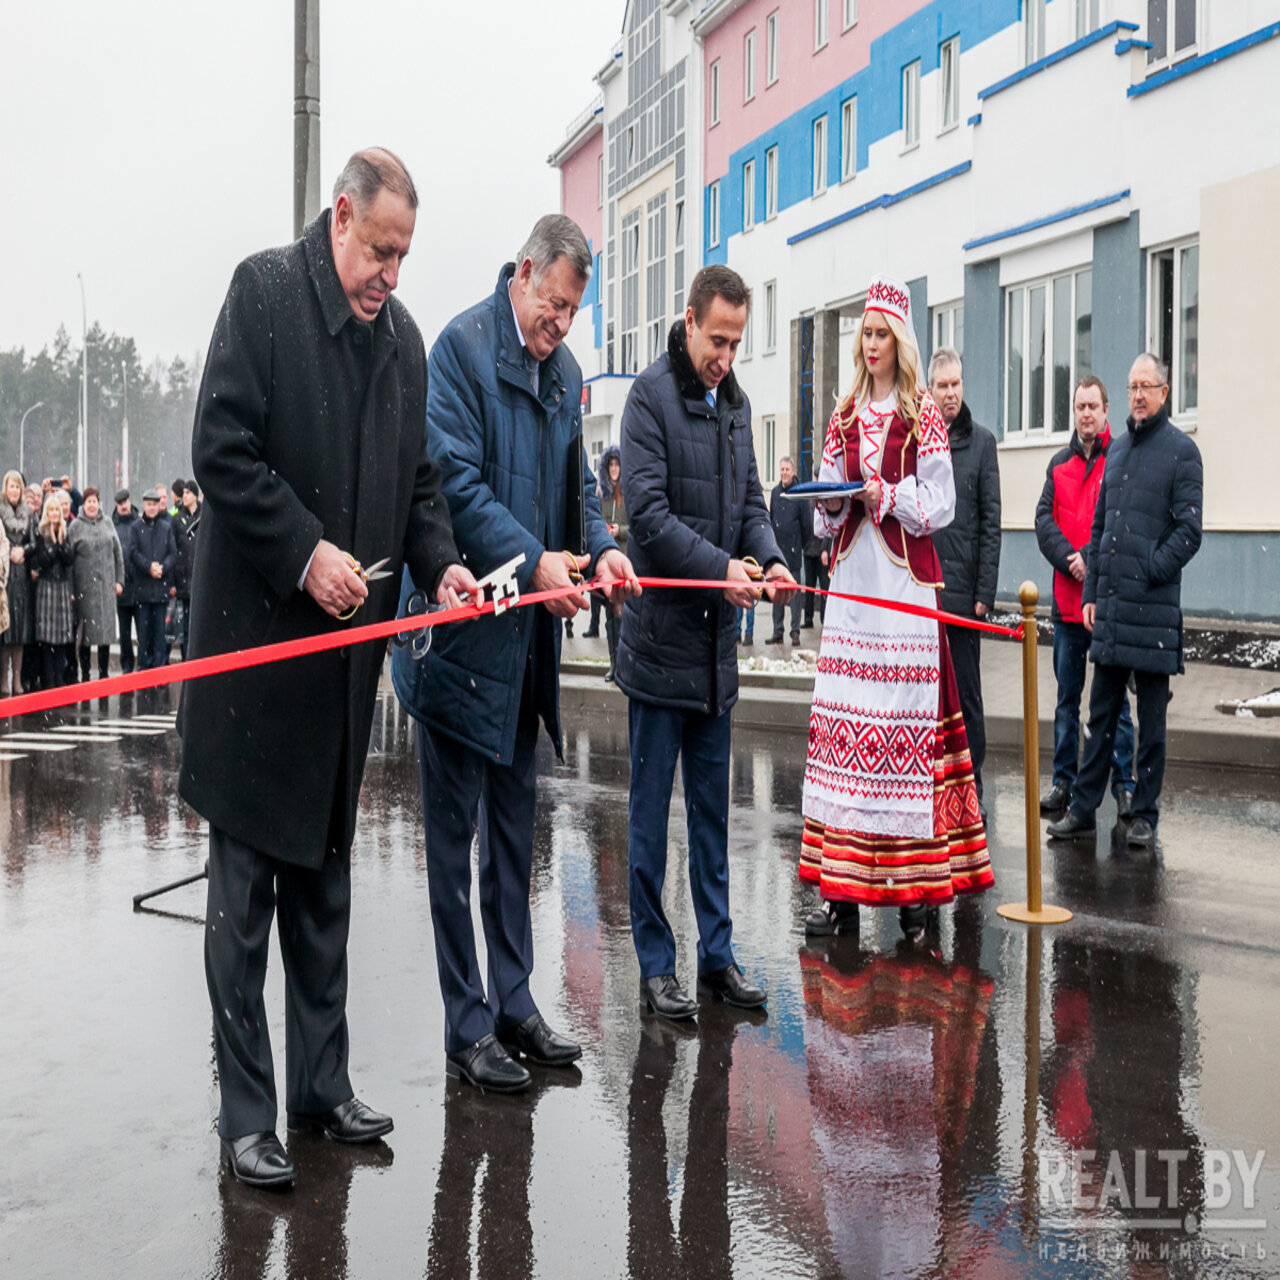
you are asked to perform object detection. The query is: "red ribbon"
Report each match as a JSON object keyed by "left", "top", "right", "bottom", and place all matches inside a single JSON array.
[{"left": 0, "top": 577, "right": 1021, "bottom": 723}]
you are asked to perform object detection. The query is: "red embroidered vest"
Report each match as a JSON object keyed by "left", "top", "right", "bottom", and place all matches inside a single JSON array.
[{"left": 832, "top": 403, "right": 944, "bottom": 589}]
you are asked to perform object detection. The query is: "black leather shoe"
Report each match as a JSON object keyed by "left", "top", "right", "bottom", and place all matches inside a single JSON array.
[
  {"left": 603, "top": 669, "right": 615, "bottom": 683},
  {"left": 1046, "top": 810, "right": 1096, "bottom": 840},
  {"left": 804, "top": 899, "right": 858, "bottom": 937},
  {"left": 497, "top": 1012, "right": 582, "bottom": 1067},
  {"left": 698, "top": 963, "right": 767, "bottom": 1010},
  {"left": 583, "top": 627, "right": 600, "bottom": 638},
  {"left": 790, "top": 631, "right": 801, "bottom": 645},
  {"left": 1040, "top": 782, "right": 1071, "bottom": 815},
  {"left": 220, "top": 1132, "right": 295, "bottom": 1190},
  {"left": 1126, "top": 817, "right": 1156, "bottom": 851},
  {"left": 287, "top": 1097, "right": 393, "bottom": 1144},
  {"left": 898, "top": 903, "right": 928, "bottom": 938},
  {"left": 1115, "top": 789, "right": 1134, "bottom": 819},
  {"left": 640, "top": 974, "right": 698, "bottom": 1021},
  {"left": 765, "top": 634, "right": 783, "bottom": 645},
  {"left": 445, "top": 1033, "right": 531, "bottom": 1093}
]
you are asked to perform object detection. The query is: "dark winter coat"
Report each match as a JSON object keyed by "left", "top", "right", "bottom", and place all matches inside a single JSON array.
[
  {"left": 616, "top": 320, "right": 783, "bottom": 715},
  {"left": 68, "top": 510, "right": 124, "bottom": 645},
  {"left": 1, "top": 499, "right": 34, "bottom": 644},
  {"left": 173, "top": 505, "right": 201, "bottom": 598},
  {"left": 1083, "top": 403, "right": 1203, "bottom": 675},
  {"left": 112, "top": 508, "right": 141, "bottom": 608},
  {"left": 769, "top": 479, "right": 807, "bottom": 573},
  {"left": 931, "top": 404, "right": 1001, "bottom": 616},
  {"left": 392, "top": 265, "right": 614, "bottom": 764},
  {"left": 31, "top": 533, "right": 74, "bottom": 644},
  {"left": 179, "top": 210, "right": 460, "bottom": 868},
  {"left": 129, "top": 513, "right": 177, "bottom": 604},
  {"left": 1035, "top": 424, "right": 1115, "bottom": 623}
]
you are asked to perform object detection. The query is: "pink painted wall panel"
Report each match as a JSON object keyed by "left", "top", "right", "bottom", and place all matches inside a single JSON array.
[
  {"left": 703, "top": 0, "right": 932, "bottom": 178},
  {"left": 560, "top": 130, "right": 604, "bottom": 248}
]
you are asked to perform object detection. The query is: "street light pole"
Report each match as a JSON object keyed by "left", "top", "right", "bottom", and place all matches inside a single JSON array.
[
  {"left": 77, "top": 272, "right": 89, "bottom": 484},
  {"left": 293, "top": 0, "right": 321, "bottom": 239},
  {"left": 120, "top": 361, "right": 130, "bottom": 489},
  {"left": 19, "top": 401, "right": 45, "bottom": 477}
]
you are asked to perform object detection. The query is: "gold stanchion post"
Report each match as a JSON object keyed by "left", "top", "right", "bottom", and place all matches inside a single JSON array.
[{"left": 998, "top": 581, "right": 1072, "bottom": 926}]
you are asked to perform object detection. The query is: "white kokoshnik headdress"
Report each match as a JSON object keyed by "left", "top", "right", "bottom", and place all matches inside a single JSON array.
[{"left": 862, "top": 272, "right": 925, "bottom": 390}]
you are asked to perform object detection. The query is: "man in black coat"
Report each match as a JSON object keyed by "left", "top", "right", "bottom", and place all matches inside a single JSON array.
[
  {"left": 172, "top": 481, "right": 201, "bottom": 660},
  {"left": 618, "top": 265, "right": 795, "bottom": 1022},
  {"left": 111, "top": 489, "right": 140, "bottom": 673},
  {"left": 1048, "top": 353, "right": 1202, "bottom": 852},
  {"left": 767, "top": 456, "right": 806, "bottom": 644},
  {"left": 927, "top": 349, "right": 1001, "bottom": 812},
  {"left": 180, "top": 149, "right": 475, "bottom": 1190},
  {"left": 130, "top": 490, "right": 177, "bottom": 669}
]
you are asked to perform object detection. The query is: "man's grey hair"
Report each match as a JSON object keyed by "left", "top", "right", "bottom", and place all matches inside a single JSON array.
[
  {"left": 779, "top": 456, "right": 794, "bottom": 468},
  {"left": 332, "top": 147, "right": 419, "bottom": 212},
  {"left": 928, "top": 346, "right": 963, "bottom": 383},
  {"left": 517, "top": 215, "right": 592, "bottom": 286},
  {"left": 1133, "top": 351, "right": 1170, "bottom": 386}
]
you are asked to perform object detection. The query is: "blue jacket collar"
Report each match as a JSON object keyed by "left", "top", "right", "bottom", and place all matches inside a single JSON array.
[{"left": 494, "top": 264, "right": 568, "bottom": 407}]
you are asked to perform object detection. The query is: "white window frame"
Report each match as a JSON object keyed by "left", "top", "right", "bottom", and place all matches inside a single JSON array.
[
  {"left": 764, "top": 280, "right": 778, "bottom": 354},
  {"left": 763, "top": 415, "right": 777, "bottom": 480},
  {"left": 742, "top": 303, "right": 754, "bottom": 360},
  {"left": 812, "top": 115, "right": 828, "bottom": 196},
  {"left": 742, "top": 158, "right": 756, "bottom": 232},
  {"left": 708, "top": 180, "right": 720, "bottom": 248},
  {"left": 1075, "top": 0, "right": 1100, "bottom": 38},
  {"left": 931, "top": 301, "right": 964, "bottom": 360},
  {"left": 939, "top": 37, "right": 960, "bottom": 133},
  {"left": 766, "top": 11, "right": 781, "bottom": 86},
  {"left": 620, "top": 214, "right": 642, "bottom": 377},
  {"left": 901, "top": 61, "right": 920, "bottom": 151},
  {"left": 1025, "top": 0, "right": 1046, "bottom": 66},
  {"left": 841, "top": 96, "right": 857, "bottom": 181},
  {"left": 814, "top": 0, "right": 829, "bottom": 50},
  {"left": 710, "top": 58, "right": 722, "bottom": 125},
  {"left": 1146, "top": 0, "right": 1199, "bottom": 71},
  {"left": 765, "top": 146, "right": 778, "bottom": 220},
  {"left": 744, "top": 29, "right": 757, "bottom": 101},
  {"left": 1146, "top": 237, "right": 1199, "bottom": 426},
  {"left": 1003, "top": 267, "right": 1092, "bottom": 440},
  {"left": 842, "top": 0, "right": 857, "bottom": 32}
]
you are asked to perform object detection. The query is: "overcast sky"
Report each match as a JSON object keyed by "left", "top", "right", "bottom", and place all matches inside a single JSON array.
[{"left": 0, "top": 0, "right": 620, "bottom": 367}]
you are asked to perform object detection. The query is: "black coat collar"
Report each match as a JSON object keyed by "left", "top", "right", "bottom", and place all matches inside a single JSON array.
[
  {"left": 666, "top": 320, "right": 744, "bottom": 413},
  {"left": 303, "top": 210, "right": 398, "bottom": 348},
  {"left": 946, "top": 402, "right": 973, "bottom": 444},
  {"left": 1127, "top": 401, "right": 1170, "bottom": 441}
]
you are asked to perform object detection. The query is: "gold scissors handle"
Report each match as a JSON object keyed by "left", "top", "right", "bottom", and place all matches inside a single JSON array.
[
  {"left": 562, "top": 549, "right": 586, "bottom": 586},
  {"left": 741, "top": 556, "right": 765, "bottom": 582},
  {"left": 337, "top": 554, "right": 392, "bottom": 621}
]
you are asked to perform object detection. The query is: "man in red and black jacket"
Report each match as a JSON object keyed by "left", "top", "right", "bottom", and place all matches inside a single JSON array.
[{"left": 1034, "top": 375, "right": 1135, "bottom": 818}]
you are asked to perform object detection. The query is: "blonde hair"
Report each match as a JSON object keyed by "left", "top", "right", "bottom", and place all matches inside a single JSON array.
[
  {"left": 39, "top": 492, "right": 67, "bottom": 542},
  {"left": 3, "top": 470, "right": 24, "bottom": 502},
  {"left": 839, "top": 309, "right": 923, "bottom": 433}
]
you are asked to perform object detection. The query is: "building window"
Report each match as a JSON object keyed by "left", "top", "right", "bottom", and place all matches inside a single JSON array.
[
  {"left": 710, "top": 59, "right": 721, "bottom": 125},
  {"left": 939, "top": 37, "right": 960, "bottom": 132},
  {"left": 1004, "top": 267, "right": 1092, "bottom": 437},
  {"left": 815, "top": 0, "right": 828, "bottom": 50},
  {"left": 812, "top": 115, "right": 828, "bottom": 196},
  {"left": 764, "top": 280, "right": 777, "bottom": 353},
  {"left": 765, "top": 146, "right": 778, "bottom": 220},
  {"left": 708, "top": 180, "right": 720, "bottom": 248},
  {"left": 620, "top": 212, "right": 641, "bottom": 376},
  {"left": 766, "top": 11, "right": 781, "bottom": 86},
  {"left": 742, "top": 159, "right": 756, "bottom": 231},
  {"left": 1075, "top": 0, "right": 1100, "bottom": 37},
  {"left": 1147, "top": 0, "right": 1197, "bottom": 66},
  {"left": 598, "top": 155, "right": 604, "bottom": 208},
  {"left": 932, "top": 302, "right": 964, "bottom": 359},
  {"left": 626, "top": 125, "right": 636, "bottom": 167},
  {"left": 675, "top": 199, "right": 684, "bottom": 248},
  {"left": 841, "top": 96, "right": 857, "bottom": 181},
  {"left": 843, "top": 0, "right": 857, "bottom": 31},
  {"left": 744, "top": 29, "right": 756, "bottom": 100},
  {"left": 1148, "top": 240, "right": 1199, "bottom": 420},
  {"left": 646, "top": 195, "right": 668, "bottom": 366},
  {"left": 1025, "top": 0, "right": 1046, "bottom": 65},
  {"left": 764, "top": 416, "right": 777, "bottom": 480},
  {"left": 742, "top": 304, "right": 754, "bottom": 360},
  {"left": 901, "top": 61, "right": 920, "bottom": 150}
]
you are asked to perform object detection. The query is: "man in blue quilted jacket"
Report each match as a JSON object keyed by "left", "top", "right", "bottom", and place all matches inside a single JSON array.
[{"left": 1047, "top": 353, "right": 1202, "bottom": 852}]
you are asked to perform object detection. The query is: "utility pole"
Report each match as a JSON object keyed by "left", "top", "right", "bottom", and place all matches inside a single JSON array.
[
  {"left": 293, "top": 0, "right": 321, "bottom": 239},
  {"left": 120, "top": 361, "right": 130, "bottom": 489}
]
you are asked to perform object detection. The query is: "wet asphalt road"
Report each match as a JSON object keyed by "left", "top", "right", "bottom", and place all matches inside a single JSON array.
[{"left": 2, "top": 687, "right": 1279, "bottom": 1279}]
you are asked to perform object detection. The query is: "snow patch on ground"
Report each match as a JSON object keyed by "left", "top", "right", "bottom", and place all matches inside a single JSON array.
[{"left": 739, "top": 650, "right": 818, "bottom": 674}]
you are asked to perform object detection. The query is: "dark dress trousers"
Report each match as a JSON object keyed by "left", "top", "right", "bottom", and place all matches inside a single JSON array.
[{"left": 181, "top": 211, "right": 459, "bottom": 1138}]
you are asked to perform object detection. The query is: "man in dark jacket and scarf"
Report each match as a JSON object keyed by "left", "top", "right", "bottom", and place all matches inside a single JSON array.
[
  {"left": 1035, "top": 376, "right": 1135, "bottom": 818},
  {"left": 131, "top": 490, "right": 176, "bottom": 669},
  {"left": 767, "top": 456, "right": 806, "bottom": 644},
  {"left": 1048, "top": 354, "right": 1203, "bottom": 852},
  {"left": 112, "top": 490, "right": 140, "bottom": 673},
  {"left": 393, "top": 215, "right": 637, "bottom": 1095},
  {"left": 618, "top": 265, "right": 795, "bottom": 1022},
  {"left": 928, "top": 349, "right": 1000, "bottom": 813},
  {"left": 182, "top": 149, "right": 475, "bottom": 1190}
]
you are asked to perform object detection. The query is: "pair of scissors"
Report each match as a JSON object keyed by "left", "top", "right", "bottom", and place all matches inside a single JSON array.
[
  {"left": 338, "top": 555, "right": 393, "bottom": 621},
  {"left": 562, "top": 549, "right": 586, "bottom": 586}
]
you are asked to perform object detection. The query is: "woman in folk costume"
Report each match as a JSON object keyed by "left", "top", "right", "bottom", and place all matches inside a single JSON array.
[{"left": 800, "top": 274, "right": 993, "bottom": 939}]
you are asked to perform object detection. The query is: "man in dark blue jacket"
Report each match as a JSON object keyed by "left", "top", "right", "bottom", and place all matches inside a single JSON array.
[
  {"left": 617, "top": 265, "right": 795, "bottom": 1022},
  {"left": 766, "top": 456, "right": 806, "bottom": 644},
  {"left": 130, "top": 490, "right": 177, "bottom": 669},
  {"left": 1048, "top": 354, "right": 1202, "bottom": 852},
  {"left": 393, "top": 216, "right": 637, "bottom": 1093}
]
